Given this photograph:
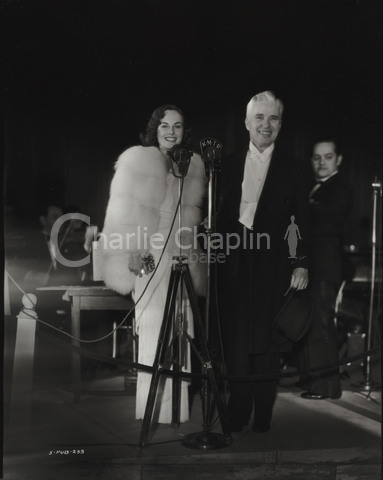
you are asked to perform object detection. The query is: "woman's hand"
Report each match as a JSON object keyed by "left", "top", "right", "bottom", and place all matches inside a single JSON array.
[
  {"left": 290, "top": 267, "right": 309, "bottom": 290},
  {"left": 128, "top": 252, "right": 146, "bottom": 277},
  {"left": 201, "top": 215, "right": 215, "bottom": 230}
]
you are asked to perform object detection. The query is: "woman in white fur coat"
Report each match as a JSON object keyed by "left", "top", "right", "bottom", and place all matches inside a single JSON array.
[{"left": 101, "top": 105, "right": 207, "bottom": 423}]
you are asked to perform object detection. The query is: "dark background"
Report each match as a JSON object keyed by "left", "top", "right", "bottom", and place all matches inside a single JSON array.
[
  {"left": 2, "top": 5, "right": 381, "bottom": 474},
  {"left": 2, "top": 0, "right": 383, "bottom": 251}
]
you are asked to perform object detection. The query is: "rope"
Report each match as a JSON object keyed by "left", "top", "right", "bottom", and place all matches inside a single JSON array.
[
  {"left": 7, "top": 268, "right": 382, "bottom": 383},
  {"left": 38, "top": 329, "right": 381, "bottom": 384}
]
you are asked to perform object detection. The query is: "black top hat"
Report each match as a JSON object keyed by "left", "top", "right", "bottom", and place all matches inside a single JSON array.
[{"left": 272, "top": 287, "right": 313, "bottom": 344}]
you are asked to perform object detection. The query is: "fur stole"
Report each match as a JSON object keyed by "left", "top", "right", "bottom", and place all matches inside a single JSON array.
[{"left": 100, "top": 145, "right": 207, "bottom": 295}]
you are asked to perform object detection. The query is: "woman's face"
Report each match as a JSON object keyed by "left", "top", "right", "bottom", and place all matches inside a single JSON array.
[{"left": 157, "top": 110, "right": 184, "bottom": 153}]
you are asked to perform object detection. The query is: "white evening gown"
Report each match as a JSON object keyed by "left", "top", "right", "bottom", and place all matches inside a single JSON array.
[{"left": 134, "top": 173, "right": 194, "bottom": 423}]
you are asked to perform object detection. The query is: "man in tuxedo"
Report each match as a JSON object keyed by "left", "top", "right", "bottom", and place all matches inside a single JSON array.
[
  {"left": 299, "top": 138, "right": 353, "bottom": 400},
  {"left": 216, "top": 91, "right": 310, "bottom": 433}
]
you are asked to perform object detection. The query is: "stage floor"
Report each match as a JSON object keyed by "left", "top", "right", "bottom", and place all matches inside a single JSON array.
[
  {"left": 3, "top": 365, "right": 381, "bottom": 480},
  {"left": 3, "top": 273, "right": 381, "bottom": 480}
]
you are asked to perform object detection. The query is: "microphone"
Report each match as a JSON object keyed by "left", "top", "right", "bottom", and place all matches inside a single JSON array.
[
  {"left": 167, "top": 144, "right": 193, "bottom": 178},
  {"left": 200, "top": 138, "right": 223, "bottom": 176}
]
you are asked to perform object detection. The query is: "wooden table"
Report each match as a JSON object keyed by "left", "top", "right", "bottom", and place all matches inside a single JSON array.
[{"left": 38, "top": 285, "right": 135, "bottom": 402}]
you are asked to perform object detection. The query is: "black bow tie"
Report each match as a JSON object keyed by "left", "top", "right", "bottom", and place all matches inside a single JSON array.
[{"left": 309, "top": 181, "right": 323, "bottom": 199}]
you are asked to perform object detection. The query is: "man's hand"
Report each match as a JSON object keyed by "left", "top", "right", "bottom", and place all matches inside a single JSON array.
[{"left": 290, "top": 267, "right": 309, "bottom": 290}]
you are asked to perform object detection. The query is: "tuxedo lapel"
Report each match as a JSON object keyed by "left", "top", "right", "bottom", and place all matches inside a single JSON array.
[
  {"left": 310, "top": 173, "right": 338, "bottom": 203},
  {"left": 253, "top": 147, "right": 285, "bottom": 222},
  {"left": 231, "top": 148, "right": 247, "bottom": 213}
]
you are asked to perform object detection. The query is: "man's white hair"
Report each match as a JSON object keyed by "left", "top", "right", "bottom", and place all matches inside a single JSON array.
[{"left": 246, "top": 90, "right": 284, "bottom": 119}]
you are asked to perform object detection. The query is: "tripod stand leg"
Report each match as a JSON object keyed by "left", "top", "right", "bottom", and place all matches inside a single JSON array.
[
  {"left": 183, "top": 267, "right": 231, "bottom": 441},
  {"left": 138, "top": 268, "right": 181, "bottom": 447},
  {"left": 172, "top": 311, "right": 183, "bottom": 427}
]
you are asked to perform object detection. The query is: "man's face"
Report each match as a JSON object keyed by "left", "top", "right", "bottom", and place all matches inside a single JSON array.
[
  {"left": 245, "top": 100, "right": 282, "bottom": 152},
  {"left": 311, "top": 142, "right": 342, "bottom": 180}
]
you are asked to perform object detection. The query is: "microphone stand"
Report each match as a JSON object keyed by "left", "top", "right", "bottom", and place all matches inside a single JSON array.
[
  {"left": 357, "top": 176, "right": 382, "bottom": 401},
  {"left": 138, "top": 144, "right": 230, "bottom": 448},
  {"left": 182, "top": 138, "right": 231, "bottom": 450}
]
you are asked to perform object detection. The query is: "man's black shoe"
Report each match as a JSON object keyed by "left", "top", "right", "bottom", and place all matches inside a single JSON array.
[
  {"left": 301, "top": 392, "right": 327, "bottom": 400},
  {"left": 229, "top": 421, "right": 247, "bottom": 433},
  {"left": 252, "top": 423, "right": 270, "bottom": 433}
]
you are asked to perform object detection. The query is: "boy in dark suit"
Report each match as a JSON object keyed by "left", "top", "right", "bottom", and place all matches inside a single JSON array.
[{"left": 300, "top": 138, "right": 353, "bottom": 400}]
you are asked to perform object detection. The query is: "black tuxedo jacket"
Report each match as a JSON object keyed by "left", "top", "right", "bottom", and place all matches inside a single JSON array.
[
  {"left": 216, "top": 143, "right": 311, "bottom": 353},
  {"left": 309, "top": 172, "right": 353, "bottom": 284}
]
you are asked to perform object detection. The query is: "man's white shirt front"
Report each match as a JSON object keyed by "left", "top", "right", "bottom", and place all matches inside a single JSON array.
[{"left": 239, "top": 142, "right": 274, "bottom": 230}]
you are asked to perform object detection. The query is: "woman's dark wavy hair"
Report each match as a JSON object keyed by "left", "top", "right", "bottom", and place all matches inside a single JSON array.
[{"left": 140, "top": 104, "right": 193, "bottom": 147}]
